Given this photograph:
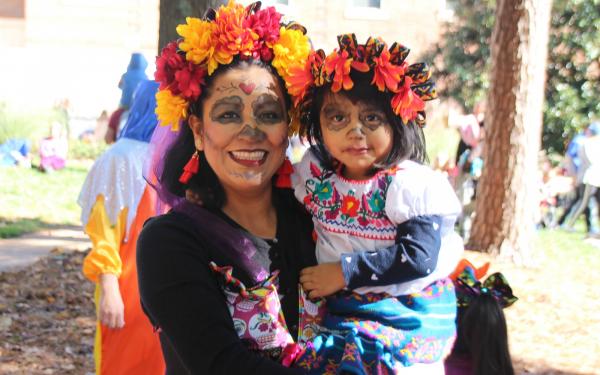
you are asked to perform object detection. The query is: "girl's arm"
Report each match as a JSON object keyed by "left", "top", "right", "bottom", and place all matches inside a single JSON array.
[
  {"left": 137, "top": 215, "right": 303, "bottom": 375},
  {"left": 82, "top": 195, "right": 126, "bottom": 328},
  {"left": 300, "top": 215, "right": 442, "bottom": 297},
  {"left": 340, "top": 215, "right": 442, "bottom": 289}
]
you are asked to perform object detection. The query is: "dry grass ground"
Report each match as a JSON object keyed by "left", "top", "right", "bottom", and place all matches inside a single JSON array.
[{"left": 465, "top": 228, "right": 600, "bottom": 375}]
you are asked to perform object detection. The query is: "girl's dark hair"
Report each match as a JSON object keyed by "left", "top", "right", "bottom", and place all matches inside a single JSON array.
[
  {"left": 299, "top": 71, "right": 427, "bottom": 173},
  {"left": 452, "top": 294, "right": 515, "bottom": 375},
  {"left": 161, "top": 57, "right": 292, "bottom": 209}
]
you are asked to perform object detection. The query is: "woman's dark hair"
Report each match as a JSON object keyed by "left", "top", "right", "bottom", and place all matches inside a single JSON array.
[
  {"left": 161, "top": 57, "right": 292, "bottom": 209},
  {"left": 451, "top": 294, "right": 515, "bottom": 375},
  {"left": 299, "top": 71, "right": 427, "bottom": 173}
]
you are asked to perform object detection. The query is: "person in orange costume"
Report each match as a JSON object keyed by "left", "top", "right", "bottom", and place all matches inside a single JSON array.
[{"left": 78, "top": 80, "right": 165, "bottom": 375}]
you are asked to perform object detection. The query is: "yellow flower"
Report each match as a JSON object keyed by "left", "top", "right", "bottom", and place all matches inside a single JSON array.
[
  {"left": 271, "top": 26, "right": 310, "bottom": 81},
  {"left": 155, "top": 90, "right": 188, "bottom": 131},
  {"left": 177, "top": 17, "right": 221, "bottom": 75}
]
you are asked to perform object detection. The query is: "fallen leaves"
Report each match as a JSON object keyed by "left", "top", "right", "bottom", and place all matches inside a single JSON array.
[{"left": 0, "top": 249, "right": 95, "bottom": 374}]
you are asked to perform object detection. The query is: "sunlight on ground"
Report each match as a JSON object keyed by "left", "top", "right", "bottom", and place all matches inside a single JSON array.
[{"left": 465, "top": 228, "right": 600, "bottom": 374}]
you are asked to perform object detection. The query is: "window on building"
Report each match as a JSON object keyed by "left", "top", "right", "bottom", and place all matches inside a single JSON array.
[
  {"left": 351, "top": 0, "right": 381, "bottom": 8},
  {"left": 0, "top": 0, "right": 25, "bottom": 18},
  {"left": 345, "top": 0, "right": 386, "bottom": 20}
]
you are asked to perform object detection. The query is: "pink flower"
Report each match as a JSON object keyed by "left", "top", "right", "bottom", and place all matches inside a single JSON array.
[
  {"left": 324, "top": 50, "right": 353, "bottom": 92},
  {"left": 244, "top": 6, "right": 281, "bottom": 61}
]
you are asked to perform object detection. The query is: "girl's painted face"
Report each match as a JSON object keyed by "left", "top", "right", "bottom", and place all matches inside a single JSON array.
[
  {"left": 319, "top": 92, "right": 393, "bottom": 180},
  {"left": 189, "top": 65, "right": 289, "bottom": 195}
]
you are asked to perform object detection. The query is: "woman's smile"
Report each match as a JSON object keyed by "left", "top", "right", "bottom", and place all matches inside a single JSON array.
[{"left": 229, "top": 149, "right": 268, "bottom": 167}]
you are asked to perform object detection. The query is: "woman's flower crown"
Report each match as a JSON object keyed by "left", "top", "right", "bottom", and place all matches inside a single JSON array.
[
  {"left": 154, "top": 1, "right": 311, "bottom": 131},
  {"left": 288, "top": 33, "right": 437, "bottom": 126}
]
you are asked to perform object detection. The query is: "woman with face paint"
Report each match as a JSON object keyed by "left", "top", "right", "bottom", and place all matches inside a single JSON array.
[
  {"left": 137, "top": 3, "right": 423, "bottom": 373},
  {"left": 137, "top": 3, "right": 315, "bottom": 374}
]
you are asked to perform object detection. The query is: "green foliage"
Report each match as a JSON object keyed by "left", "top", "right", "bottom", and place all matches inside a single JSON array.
[
  {"left": 0, "top": 165, "right": 88, "bottom": 232},
  {"left": 0, "top": 103, "right": 63, "bottom": 145},
  {"left": 422, "top": 0, "right": 495, "bottom": 111},
  {"left": 0, "top": 218, "right": 46, "bottom": 239},
  {"left": 544, "top": 0, "right": 600, "bottom": 153},
  {"left": 68, "top": 139, "right": 108, "bottom": 160},
  {"left": 424, "top": 0, "right": 600, "bottom": 154}
]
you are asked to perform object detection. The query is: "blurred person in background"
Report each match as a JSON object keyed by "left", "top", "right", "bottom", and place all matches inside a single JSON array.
[
  {"left": 39, "top": 122, "right": 68, "bottom": 172},
  {"left": 555, "top": 130, "right": 589, "bottom": 228},
  {"left": 565, "top": 121, "right": 600, "bottom": 236},
  {"left": 0, "top": 138, "right": 30, "bottom": 167},
  {"left": 78, "top": 80, "right": 165, "bottom": 375},
  {"left": 450, "top": 101, "right": 486, "bottom": 166},
  {"left": 94, "top": 110, "right": 109, "bottom": 142},
  {"left": 105, "top": 53, "right": 148, "bottom": 144}
]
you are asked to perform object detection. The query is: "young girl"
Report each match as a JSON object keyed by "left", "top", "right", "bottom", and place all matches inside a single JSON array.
[
  {"left": 289, "top": 34, "right": 464, "bottom": 373},
  {"left": 445, "top": 260, "right": 518, "bottom": 375}
]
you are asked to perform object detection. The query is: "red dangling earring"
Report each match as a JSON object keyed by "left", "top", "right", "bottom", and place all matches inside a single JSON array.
[
  {"left": 179, "top": 151, "right": 200, "bottom": 184},
  {"left": 275, "top": 158, "right": 294, "bottom": 188}
]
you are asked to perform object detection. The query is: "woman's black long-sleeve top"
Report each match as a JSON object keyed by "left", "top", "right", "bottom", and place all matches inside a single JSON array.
[{"left": 137, "top": 191, "right": 316, "bottom": 374}]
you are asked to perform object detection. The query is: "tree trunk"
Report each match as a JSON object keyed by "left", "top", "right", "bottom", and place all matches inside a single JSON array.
[
  {"left": 158, "top": 0, "right": 228, "bottom": 53},
  {"left": 466, "top": 0, "right": 551, "bottom": 264}
]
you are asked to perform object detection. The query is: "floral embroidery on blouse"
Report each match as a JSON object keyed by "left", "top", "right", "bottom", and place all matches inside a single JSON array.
[{"left": 301, "top": 162, "right": 397, "bottom": 240}]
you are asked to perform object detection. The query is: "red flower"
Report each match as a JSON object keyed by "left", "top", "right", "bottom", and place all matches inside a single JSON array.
[
  {"left": 174, "top": 64, "right": 206, "bottom": 101},
  {"left": 155, "top": 41, "right": 185, "bottom": 91},
  {"left": 391, "top": 76, "right": 425, "bottom": 124},
  {"left": 244, "top": 6, "right": 281, "bottom": 61},
  {"left": 371, "top": 48, "right": 406, "bottom": 92},
  {"left": 303, "top": 194, "right": 312, "bottom": 205},
  {"left": 357, "top": 216, "right": 369, "bottom": 227},
  {"left": 324, "top": 50, "right": 353, "bottom": 92},
  {"left": 155, "top": 41, "right": 206, "bottom": 101},
  {"left": 325, "top": 208, "right": 339, "bottom": 220},
  {"left": 309, "top": 162, "right": 322, "bottom": 178},
  {"left": 341, "top": 195, "right": 360, "bottom": 217}
]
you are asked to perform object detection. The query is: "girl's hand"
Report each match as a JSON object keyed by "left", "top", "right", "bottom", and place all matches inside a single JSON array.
[
  {"left": 300, "top": 262, "right": 346, "bottom": 299},
  {"left": 98, "top": 274, "right": 125, "bottom": 329}
]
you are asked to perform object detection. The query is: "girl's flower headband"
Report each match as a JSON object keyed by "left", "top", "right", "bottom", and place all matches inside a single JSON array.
[
  {"left": 154, "top": 0, "right": 311, "bottom": 131},
  {"left": 288, "top": 33, "right": 437, "bottom": 126}
]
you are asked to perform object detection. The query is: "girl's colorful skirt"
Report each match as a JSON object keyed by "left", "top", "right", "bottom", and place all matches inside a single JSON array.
[{"left": 295, "top": 278, "right": 457, "bottom": 375}]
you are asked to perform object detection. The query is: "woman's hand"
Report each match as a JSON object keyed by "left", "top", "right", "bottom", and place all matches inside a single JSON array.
[
  {"left": 98, "top": 273, "right": 125, "bottom": 329},
  {"left": 300, "top": 262, "right": 346, "bottom": 299}
]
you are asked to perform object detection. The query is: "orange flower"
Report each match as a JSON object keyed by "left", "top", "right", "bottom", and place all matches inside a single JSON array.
[
  {"left": 213, "top": 1, "right": 258, "bottom": 64},
  {"left": 341, "top": 195, "right": 360, "bottom": 217},
  {"left": 372, "top": 48, "right": 406, "bottom": 92},
  {"left": 286, "top": 51, "right": 322, "bottom": 105},
  {"left": 286, "top": 63, "right": 313, "bottom": 106},
  {"left": 391, "top": 76, "right": 425, "bottom": 124},
  {"left": 324, "top": 50, "right": 353, "bottom": 92}
]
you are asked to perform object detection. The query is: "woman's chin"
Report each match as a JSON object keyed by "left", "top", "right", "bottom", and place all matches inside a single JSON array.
[{"left": 223, "top": 169, "right": 274, "bottom": 191}]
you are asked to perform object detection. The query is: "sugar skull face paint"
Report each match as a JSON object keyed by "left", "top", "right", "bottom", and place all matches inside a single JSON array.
[
  {"left": 189, "top": 65, "right": 289, "bottom": 193},
  {"left": 319, "top": 92, "right": 393, "bottom": 180}
]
